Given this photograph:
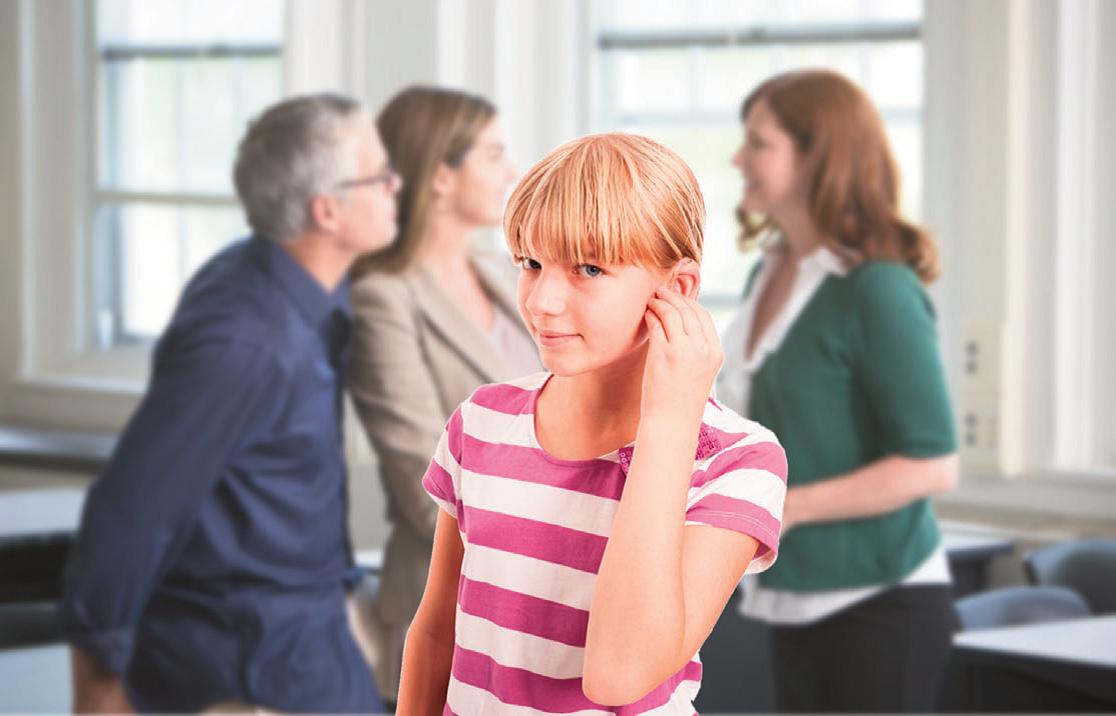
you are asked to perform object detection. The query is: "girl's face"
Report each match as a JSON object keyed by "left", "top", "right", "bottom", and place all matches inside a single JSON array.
[
  {"left": 442, "top": 118, "right": 518, "bottom": 228},
  {"left": 516, "top": 249, "right": 666, "bottom": 379},
  {"left": 731, "top": 97, "right": 805, "bottom": 223}
]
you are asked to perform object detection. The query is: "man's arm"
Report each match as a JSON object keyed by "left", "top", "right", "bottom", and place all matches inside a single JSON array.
[
  {"left": 71, "top": 646, "right": 133, "bottom": 714},
  {"left": 57, "top": 338, "right": 282, "bottom": 679}
]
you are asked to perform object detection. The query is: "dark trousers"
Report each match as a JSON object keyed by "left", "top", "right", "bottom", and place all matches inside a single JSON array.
[{"left": 771, "top": 584, "right": 955, "bottom": 713}]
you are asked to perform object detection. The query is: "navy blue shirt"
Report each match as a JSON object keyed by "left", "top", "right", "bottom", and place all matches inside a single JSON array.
[{"left": 57, "top": 236, "right": 381, "bottom": 713}]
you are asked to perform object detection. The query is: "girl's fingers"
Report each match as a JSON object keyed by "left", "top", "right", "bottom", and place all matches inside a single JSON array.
[
  {"left": 646, "top": 296, "right": 687, "bottom": 338},
  {"left": 652, "top": 287, "right": 711, "bottom": 337},
  {"left": 650, "top": 289, "right": 701, "bottom": 336}
]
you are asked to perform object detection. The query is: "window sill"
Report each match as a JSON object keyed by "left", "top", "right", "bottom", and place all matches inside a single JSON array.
[
  {"left": 2, "top": 375, "right": 142, "bottom": 434},
  {"left": 933, "top": 471, "right": 1116, "bottom": 540}
]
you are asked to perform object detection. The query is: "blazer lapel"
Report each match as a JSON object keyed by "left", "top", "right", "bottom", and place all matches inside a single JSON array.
[{"left": 410, "top": 260, "right": 516, "bottom": 383}]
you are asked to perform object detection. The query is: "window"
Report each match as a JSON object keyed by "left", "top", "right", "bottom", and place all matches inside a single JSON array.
[
  {"left": 592, "top": 0, "right": 923, "bottom": 320},
  {"left": 93, "top": 0, "right": 284, "bottom": 346}
]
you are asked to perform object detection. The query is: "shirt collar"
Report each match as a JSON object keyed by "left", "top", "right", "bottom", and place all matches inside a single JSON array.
[
  {"left": 763, "top": 236, "right": 851, "bottom": 278},
  {"left": 250, "top": 235, "right": 352, "bottom": 329}
]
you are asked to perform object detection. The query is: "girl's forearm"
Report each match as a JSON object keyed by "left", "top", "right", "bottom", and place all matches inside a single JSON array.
[
  {"left": 583, "top": 414, "right": 697, "bottom": 705},
  {"left": 396, "top": 625, "right": 454, "bottom": 716}
]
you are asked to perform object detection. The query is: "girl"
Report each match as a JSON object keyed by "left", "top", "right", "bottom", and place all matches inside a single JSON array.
[
  {"left": 398, "top": 132, "right": 787, "bottom": 714},
  {"left": 347, "top": 85, "right": 541, "bottom": 701},
  {"left": 719, "top": 69, "right": 959, "bottom": 712}
]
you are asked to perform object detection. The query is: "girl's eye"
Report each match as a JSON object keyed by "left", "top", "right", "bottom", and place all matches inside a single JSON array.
[
  {"left": 577, "top": 264, "right": 603, "bottom": 278},
  {"left": 520, "top": 257, "right": 541, "bottom": 270}
]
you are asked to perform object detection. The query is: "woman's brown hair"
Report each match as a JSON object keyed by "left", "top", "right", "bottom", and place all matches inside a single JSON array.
[
  {"left": 351, "top": 85, "right": 496, "bottom": 277},
  {"left": 738, "top": 69, "right": 940, "bottom": 284}
]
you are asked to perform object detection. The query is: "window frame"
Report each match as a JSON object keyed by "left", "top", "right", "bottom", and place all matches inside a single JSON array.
[{"left": 93, "top": 20, "right": 284, "bottom": 348}]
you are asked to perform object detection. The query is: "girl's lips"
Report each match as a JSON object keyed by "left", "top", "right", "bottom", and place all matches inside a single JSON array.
[{"left": 536, "top": 330, "right": 577, "bottom": 348}]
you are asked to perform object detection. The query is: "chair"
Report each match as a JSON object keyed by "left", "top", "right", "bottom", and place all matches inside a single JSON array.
[
  {"left": 953, "top": 585, "right": 1091, "bottom": 631},
  {"left": 1023, "top": 538, "right": 1116, "bottom": 614}
]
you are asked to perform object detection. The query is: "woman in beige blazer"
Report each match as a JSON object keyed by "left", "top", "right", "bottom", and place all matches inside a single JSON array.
[{"left": 346, "top": 86, "right": 540, "bottom": 703}]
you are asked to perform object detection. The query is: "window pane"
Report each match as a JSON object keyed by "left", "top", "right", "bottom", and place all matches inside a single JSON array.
[
  {"left": 864, "top": 41, "right": 922, "bottom": 108},
  {"left": 99, "top": 59, "right": 178, "bottom": 190},
  {"left": 97, "top": 0, "right": 282, "bottom": 45},
  {"left": 696, "top": 47, "right": 778, "bottom": 113},
  {"left": 99, "top": 56, "right": 282, "bottom": 194},
  {"left": 93, "top": 0, "right": 284, "bottom": 347},
  {"left": 600, "top": 0, "right": 919, "bottom": 30},
  {"left": 776, "top": 43, "right": 864, "bottom": 79},
  {"left": 886, "top": 121, "right": 922, "bottom": 220},
  {"left": 612, "top": 50, "right": 694, "bottom": 114},
  {"left": 95, "top": 203, "right": 247, "bottom": 343}
]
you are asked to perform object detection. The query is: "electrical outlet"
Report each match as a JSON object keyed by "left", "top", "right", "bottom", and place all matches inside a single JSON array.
[{"left": 959, "top": 322, "right": 1002, "bottom": 472}]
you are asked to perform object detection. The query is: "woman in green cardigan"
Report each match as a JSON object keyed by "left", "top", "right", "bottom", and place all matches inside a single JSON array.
[{"left": 717, "top": 69, "right": 959, "bottom": 712}]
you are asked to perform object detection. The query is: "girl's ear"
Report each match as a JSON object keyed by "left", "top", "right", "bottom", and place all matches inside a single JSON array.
[{"left": 667, "top": 258, "right": 701, "bottom": 299}]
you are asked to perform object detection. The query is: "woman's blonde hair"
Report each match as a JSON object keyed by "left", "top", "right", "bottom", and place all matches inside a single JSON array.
[
  {"left": 504, "top": 133, "right": 704, "bottom": 270},
  {"left": 351, "top": 85, "right": 496, "bottom": 277},
  {"left": 737, "top": 69, "right": 940, "bottom": 284}
]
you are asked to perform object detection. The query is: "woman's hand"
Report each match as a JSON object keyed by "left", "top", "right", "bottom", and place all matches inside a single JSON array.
[{"left": 641, "top": 287, "right": 723, "bottom": 425}]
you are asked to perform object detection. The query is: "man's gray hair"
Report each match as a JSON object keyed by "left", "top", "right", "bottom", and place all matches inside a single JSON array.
[{"left": 233, "top": 92, "right": 367, "bottom": 243}]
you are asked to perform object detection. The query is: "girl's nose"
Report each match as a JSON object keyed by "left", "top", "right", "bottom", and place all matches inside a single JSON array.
[{"left": 523, "top": 269, "right": 566, "bottom": 317}]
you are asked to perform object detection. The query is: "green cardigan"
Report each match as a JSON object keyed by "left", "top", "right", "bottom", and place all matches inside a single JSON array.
[{"left": 749, "top": 260, "right": 957, "bottom": 591}]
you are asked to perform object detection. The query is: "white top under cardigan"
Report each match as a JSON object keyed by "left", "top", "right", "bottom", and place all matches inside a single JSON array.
[{"left": 717, "top": 240, "right": 950, "bottom": 625}]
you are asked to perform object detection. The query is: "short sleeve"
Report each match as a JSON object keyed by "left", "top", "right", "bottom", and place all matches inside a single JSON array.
[
  {"left": 422, "top": 404, "right": 465, "bottom": 519},
  {"left": 686, "top": 423, "right": 788, "bottom": 574},
  {"left": 852, "top": 264, "right": 957, "bottom": 457}
]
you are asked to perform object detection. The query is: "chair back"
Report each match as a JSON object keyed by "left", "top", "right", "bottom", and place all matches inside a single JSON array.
[
  {"left": 954, "top": 585, "right": 1090, "bottom": 630},
  {"left": 1023, "top": 538, "right": 1116, "bottom": 614}
]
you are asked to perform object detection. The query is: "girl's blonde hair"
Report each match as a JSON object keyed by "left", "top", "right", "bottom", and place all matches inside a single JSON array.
[
  {"left": 737, "top": 69, "right": 940, "bottom": 284},
  {"left": 504, "top": 133, "right": 704, "bottom": 270}
]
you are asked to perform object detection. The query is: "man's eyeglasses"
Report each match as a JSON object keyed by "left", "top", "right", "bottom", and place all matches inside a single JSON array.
[{"left": 335, "top": 165, "right": 400, "bottom": 191}]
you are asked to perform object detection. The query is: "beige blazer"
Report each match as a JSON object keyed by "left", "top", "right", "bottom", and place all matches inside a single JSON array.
[{"left": 347, "top": 250, "right": 537, "bottom": 627}]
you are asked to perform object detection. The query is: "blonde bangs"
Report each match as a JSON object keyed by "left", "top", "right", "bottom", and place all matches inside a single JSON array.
[{"left": 504, "top": 133, "right": 703, "bottom": 269}]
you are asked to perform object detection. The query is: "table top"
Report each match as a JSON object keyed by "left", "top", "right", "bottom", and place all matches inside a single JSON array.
[
  {"left": 940, "top": 529, "right": 1016, "bottom": 560},
  {"left": 954, "top": 614, "right": 1116, "bottom": 669},
  {"left": 0, "top": 487, "right": 86, "bottom": 541}
]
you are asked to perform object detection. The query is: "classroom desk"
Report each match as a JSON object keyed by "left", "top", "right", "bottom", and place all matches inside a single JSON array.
[
  {"left": 945, "top": 615, "right": 1116, "bottom": 711},
  {"left": 941, "top": 528, "right": 1015, "bottom": 597},
  {"left": 0, "top": 488, "right": 86, "bottom": 603},
  {"left": 0, "top": 643, "right": 71, "bottom": 713}
]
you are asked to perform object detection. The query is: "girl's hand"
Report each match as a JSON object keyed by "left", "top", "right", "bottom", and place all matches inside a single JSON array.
[{"left": 641, "top": 287, "right": 723, "bottom": 425}]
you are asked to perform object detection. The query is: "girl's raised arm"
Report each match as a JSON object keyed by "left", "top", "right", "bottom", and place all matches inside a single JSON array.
[{"left": 584, "top": 286, "right": 768, "bottom": 705}]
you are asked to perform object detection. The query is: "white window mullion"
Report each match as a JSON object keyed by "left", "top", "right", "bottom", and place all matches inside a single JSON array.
[{"left": 1051, "top": 0, "right": 1098, "bottom": 470}]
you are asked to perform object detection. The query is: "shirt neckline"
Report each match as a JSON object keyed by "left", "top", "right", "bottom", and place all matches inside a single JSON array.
[
  {"left": 251, "top": 235, "right": 351, "bottom": 331},
  {"left": 739, "top": 240, "right": 849, "bottom": 373},
  {"left": 525, "top": 373, "right": 722, "bottom": 473}
]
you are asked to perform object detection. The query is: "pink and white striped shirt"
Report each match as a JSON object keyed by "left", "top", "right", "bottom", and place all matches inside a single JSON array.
[{"left": 423, "top": 372, "right": 787, "bottom": 715}]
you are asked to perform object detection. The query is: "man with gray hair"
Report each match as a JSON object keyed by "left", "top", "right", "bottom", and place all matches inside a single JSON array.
[{"left": 57, "top": 92, "right": 398, "bottom": 713}]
